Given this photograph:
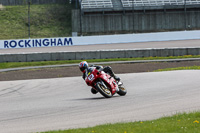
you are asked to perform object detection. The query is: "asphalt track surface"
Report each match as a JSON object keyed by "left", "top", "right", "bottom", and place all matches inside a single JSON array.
[
  {"left": 0, "top": 70, "right": 200, "bottom": 133},
  {"left": 1, "top": 39, "right": 200, "bottom": 54}
]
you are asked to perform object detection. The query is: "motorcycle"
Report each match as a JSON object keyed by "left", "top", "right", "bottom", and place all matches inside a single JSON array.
[{"left": 84, "top": 67, "right": 127, "bottom": 98}]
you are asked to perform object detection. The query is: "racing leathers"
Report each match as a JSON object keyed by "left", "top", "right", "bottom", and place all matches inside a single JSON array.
[{"left": 82, "top": 65, "right": 120, "bottom": 94}]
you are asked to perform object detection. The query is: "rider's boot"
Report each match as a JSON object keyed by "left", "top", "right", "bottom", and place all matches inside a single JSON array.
[
  {"left": 113, "top": 75, "right": 120, "bottom": 82},
  {"left": 110, "top": 73, "right": 120, "bottom": 82},
  {"left": 91, "top": 88, "right": 98, "bottom": 94}
]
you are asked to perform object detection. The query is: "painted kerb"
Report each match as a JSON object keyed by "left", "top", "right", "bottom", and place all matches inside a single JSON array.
[{"left": 0, "top": 47, "right": 200, "bottom": 63}]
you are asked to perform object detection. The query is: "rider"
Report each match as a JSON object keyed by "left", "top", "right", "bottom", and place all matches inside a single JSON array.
[{"left": 79, "top": 61, "right": 120, "bottom": 94}]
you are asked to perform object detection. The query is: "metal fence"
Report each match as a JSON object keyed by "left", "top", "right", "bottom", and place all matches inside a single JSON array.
[
  {"left": 0, "top": 0, "right": 74, "bottom": 40},
  {"left": 0, "top": 0, "right": 67, "bottom": 5}
]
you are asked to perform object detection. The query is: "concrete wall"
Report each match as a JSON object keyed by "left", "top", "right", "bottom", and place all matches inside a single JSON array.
[
  {"left": 1, "top": 47, "right": 200, "bottom": 63},
  {"left": 72, "top": 10, "right": 81, "bottom": 33},
  {"left": 72, "top": 10, "right": 200, "bottom": 33}
]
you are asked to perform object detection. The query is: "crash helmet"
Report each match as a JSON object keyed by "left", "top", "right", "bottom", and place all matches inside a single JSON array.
[{"left": 79, "top": 61, "right": 88, "bottom": 73}]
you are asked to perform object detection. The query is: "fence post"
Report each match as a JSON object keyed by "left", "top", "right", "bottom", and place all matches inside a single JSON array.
[
  {"left": 132, "top": 0, "right": 134, "bottom": 33},
  {"left": 80, "top": 0, "right": 82, "bottom": 35},
  {"left": 184, "top": 0, "right": 187, "bottom": 30},
  {"left": 28, "top": 0, "right": 30, "bottom": 38}
]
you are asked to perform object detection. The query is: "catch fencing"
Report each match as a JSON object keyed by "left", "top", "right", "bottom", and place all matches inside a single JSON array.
[{"left": 0, "top": 0, "right": 67, "bottom": 5}]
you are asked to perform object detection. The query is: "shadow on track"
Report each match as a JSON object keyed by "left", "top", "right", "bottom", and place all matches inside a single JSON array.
[{"left": 74, "top": 95, "right": 121, "bottom": 101}]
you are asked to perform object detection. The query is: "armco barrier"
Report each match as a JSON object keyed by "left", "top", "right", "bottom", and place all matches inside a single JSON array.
[{"left": 0, "top": 47, "right": 200, "bottom": 63}]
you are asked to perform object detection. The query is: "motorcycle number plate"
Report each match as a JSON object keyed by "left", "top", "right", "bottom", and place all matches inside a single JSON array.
[{"left": 88, "top": 74, "right": 94, "bottom": 81}]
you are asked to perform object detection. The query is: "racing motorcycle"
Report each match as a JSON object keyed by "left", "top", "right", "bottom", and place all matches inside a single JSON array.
[{"left": 85, "top": 67, "right": 127, "bottom": 98}]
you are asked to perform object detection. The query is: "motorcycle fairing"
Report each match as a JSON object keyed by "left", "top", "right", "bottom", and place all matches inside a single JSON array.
[{"left": 85, "top": 68, "right": 118, "bottom": 95}]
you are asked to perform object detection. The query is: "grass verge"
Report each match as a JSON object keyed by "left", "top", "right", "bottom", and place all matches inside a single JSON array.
[
  {"left": 40, "top": 112, "right": 200, "bottom": 133},
  {"left": 0, "top": 4, "right": 71, "bottom": 40},
  {"left": 154, "top": 66, "right": 200, "bottom": 72},
  {"left": 0, "top": 55, "right": 200, "bottom": 69}
]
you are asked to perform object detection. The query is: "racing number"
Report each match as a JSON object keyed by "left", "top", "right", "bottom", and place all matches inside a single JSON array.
[{"left": 88, "top": 74, "right": 94, "bottom": 81}]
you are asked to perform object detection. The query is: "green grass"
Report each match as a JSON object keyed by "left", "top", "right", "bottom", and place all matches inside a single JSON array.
[
  {"left": 154, "top": 66, "right": 200, "bottom": 72},
  {"left": 40, "top": 112, "right": 200, "bottom": 133},
  {"left": 0, "top": 60, "right": 77, "bottom": 69},
  {"left": 1, "top": 55, "right": 200, "bottom": 69},
  {"left": 0, "top": 4, "right": 71, "bottom": 40}
]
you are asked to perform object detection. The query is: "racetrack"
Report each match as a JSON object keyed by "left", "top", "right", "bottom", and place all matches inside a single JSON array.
[{"left": 0, "top": 70, "right": 200, "bottom": 133}]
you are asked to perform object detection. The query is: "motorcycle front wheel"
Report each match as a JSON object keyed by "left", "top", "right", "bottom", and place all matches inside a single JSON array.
[
  {"left": 96, "top": 81, "right": 112, "bottom": 98},
  {"left": 117, "top": 83, "right": 127, "bottom": 96}
]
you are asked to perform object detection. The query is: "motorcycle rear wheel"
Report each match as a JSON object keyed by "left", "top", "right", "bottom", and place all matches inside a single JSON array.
[
  {"left": 117, "top": 84, "right": 127, "bottom": 96},
  {"left": 96, "top": 82, "right": 112, "bottom": 98}
]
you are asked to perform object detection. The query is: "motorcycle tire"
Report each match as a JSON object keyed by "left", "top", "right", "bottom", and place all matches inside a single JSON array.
[
  {"left": 95, "top": 81, "right": 112, "bottom": 98},
  {"left": 117, "top": 84, "right": 127, "bottom": 96}
]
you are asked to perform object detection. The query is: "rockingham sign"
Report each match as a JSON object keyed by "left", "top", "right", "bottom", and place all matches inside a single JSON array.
[
  {"left": 0, "top": 30, "right": 200, "bottom": 49},
  {"left": 0, "top": 38, "right": 73, "bottom": 49}
]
